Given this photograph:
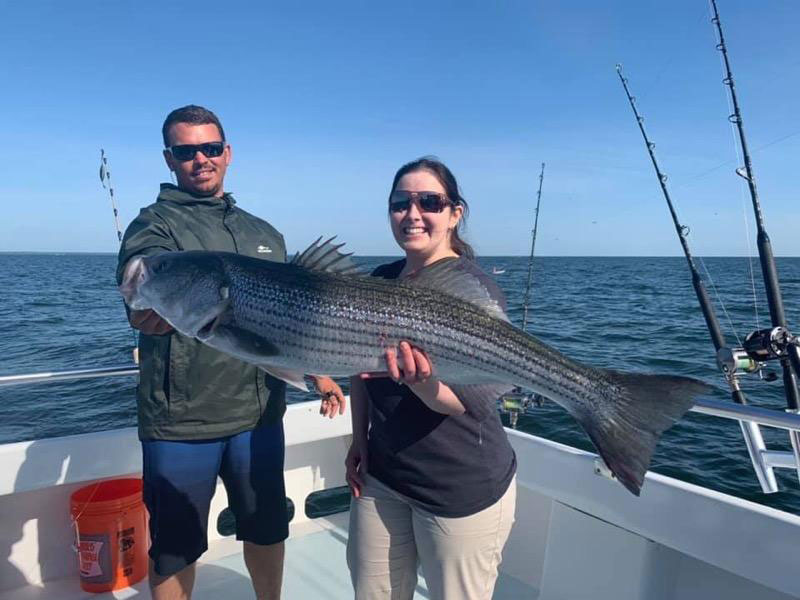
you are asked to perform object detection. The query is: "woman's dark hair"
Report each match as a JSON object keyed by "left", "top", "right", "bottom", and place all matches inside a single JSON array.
[
  {"left": 162, "top": 105, "right": 226, "bottom": 147},
  {"left": 389, "top": 156, "right": 475, "bottom": 260}
]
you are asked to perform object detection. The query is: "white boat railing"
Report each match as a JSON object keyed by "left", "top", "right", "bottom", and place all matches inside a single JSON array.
[
  {"left": 0, "top": 365, "right": 139, "bottom": 387},
  {"left": 4, "top": 364, "right": 800, "bottom": 491}
]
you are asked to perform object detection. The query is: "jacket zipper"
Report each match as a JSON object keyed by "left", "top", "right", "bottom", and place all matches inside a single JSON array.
[
  {"left": 222, "top": 196, "right": 240, "bottom": 253},
  {"left": 221, "top": 196, "right": 263, "bottom": 414}
]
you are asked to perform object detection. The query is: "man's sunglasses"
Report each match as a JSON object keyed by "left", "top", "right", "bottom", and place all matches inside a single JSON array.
[
  {"left": 167, "top": 142, "right": 226, "bottom": 162},
  {"left": 389, "top": 191, "right": 453, "bottom": 213}
]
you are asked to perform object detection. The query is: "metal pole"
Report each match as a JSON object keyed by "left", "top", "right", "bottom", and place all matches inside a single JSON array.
[{"left": 0, "top": 365, "right": 139, "bottom": 388}]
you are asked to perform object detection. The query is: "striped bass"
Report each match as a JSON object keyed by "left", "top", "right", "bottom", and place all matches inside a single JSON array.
[{"left": 120, "top": 238, "right": 710, "bottom": 495}]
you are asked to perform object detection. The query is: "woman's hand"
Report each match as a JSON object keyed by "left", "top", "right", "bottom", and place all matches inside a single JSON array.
[
  {"left": 345, "top": 440, "right": 368, "bottom": 497},
  {"left": 310, "top": 376, "right": 346, "bottom": 419},
  {"left": 360, "top": 342, "right": 465, "bottom": 415},
  {"left": 360, "top": 341, "right": 432, "bottom": 383},
  {"left": 387, "top": 341, "right": 432, "bottom": 384}
]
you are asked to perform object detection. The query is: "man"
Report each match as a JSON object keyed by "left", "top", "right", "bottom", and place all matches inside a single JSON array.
[{"left": 117, "top": 105, "right": 345, "bottom": 600}]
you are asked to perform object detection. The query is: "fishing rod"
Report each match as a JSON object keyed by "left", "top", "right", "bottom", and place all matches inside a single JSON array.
[
  {"left": 99, "top": 149, "right": 123, "bottom": 244},
  {"left": 501, "top": 163, "right": 546, "bottom": 427},
  {"left": 616, "top": 66, "right": 726, "bottom": 356},
  {"left": 100, "top": 149, "right": 139, "bottom": 356},
  {"left": 615, "top": 63, "right": 778, "bottom": 492},
  {"left": 709, "top": 0, "right": 800, "bottom": 411},
  {"left": 521, "top": 162, "right": 545, "bottom": 332}
]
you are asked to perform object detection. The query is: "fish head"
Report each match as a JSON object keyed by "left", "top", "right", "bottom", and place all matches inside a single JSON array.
[{"left": 120, "top": 251, "right": 230, "bottom": 338}]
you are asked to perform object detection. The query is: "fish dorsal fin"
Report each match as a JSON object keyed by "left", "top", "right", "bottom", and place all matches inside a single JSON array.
[
  {"left": 291, "top": 236, "right": 363, "bottom": 275},
  {"left": 405, "top": 260, "right": 510, "bottom": 323}
]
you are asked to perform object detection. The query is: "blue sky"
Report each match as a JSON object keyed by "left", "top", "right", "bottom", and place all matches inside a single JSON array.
[{"left": 1, "top": 1, "right": 798, "bottom": 256}]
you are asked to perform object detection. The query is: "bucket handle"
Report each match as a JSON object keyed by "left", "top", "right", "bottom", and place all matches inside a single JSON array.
[
  {"left": 71, "top": 481, "right": 138, "bottom": 554},
  {"left": 70, "top": 481, "right": 103, "bottom": 553}
]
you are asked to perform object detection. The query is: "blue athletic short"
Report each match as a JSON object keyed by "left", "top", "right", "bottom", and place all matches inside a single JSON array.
[{"left": 141, "top": 421, "right": 288, "bottom": 577}]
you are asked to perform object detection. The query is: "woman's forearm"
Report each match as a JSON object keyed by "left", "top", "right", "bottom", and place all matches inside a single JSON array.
[{"left": 409, "top": 378, "right": 465, "bottom": 416}]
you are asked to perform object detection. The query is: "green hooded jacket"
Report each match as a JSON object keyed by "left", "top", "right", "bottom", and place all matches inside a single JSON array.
[{"left": 116, "top": 184, "right": 287, "bottom": 440}]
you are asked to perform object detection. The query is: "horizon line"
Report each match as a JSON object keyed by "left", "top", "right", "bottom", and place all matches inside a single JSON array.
[{"left": 2, "top": 251, "right": 800, "bottom": 259}]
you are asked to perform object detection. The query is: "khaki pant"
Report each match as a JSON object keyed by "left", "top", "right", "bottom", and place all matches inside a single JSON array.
[{"left": 346, "top": 475, "right": 516, "bottom": 600}]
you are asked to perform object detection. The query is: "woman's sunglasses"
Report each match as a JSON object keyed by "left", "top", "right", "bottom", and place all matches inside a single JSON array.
[
  {"left": 167, "top": 142, "right": 226, "bottom": 162},
  {"left": 389, "top": 191, "right": 453, "bottom": 213}
]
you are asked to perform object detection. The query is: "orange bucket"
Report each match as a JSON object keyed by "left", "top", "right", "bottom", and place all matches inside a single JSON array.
[{"left": 70, "top": 478, "right": 149, "bottom": 593}]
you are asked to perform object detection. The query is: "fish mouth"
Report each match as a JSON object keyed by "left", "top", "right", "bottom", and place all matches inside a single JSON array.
[
  {"left": 195, "top": 295, "right": 230, "bottom": 340},
  {"left": 196, "top": 313, "right": 222, "bottom": 340},
  {"left": 119, "top": 257, "right": 148, "bottom": 308}
]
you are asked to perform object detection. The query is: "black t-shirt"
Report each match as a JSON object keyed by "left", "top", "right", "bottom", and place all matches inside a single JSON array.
[{"left": 365, "top": 256, "right": 517, "bottom": 517}]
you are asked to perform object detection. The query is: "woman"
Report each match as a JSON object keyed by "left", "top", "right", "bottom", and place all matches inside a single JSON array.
[{"left": 346, "top": 157, "right": 517, "bottom": 600}]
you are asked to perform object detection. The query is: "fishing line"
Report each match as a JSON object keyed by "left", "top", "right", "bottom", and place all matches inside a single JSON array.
[
  {"left": 671, "top": 130, "right": 800, "bottom": 191},
  {"left": 637, "top": 11, "right": 710, "bottom": 104},
  {"left": 697, "top": 255, "right": 742, "bottom": 346}
]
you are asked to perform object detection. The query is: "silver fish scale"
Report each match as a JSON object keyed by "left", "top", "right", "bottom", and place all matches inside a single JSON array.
[{"left": 220, "top": 258, "right": 610, "bottom": 413}]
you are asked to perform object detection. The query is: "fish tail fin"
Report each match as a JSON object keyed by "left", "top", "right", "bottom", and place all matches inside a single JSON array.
[{"left": 574, "top": 371, "right": 710, "bottom": 496}]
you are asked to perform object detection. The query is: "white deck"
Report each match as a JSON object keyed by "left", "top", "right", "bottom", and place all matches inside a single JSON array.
[
  {"left": 2, "top": 400, "right": 800, "bottom": 600},
  {"left": 3, "top": 511, "right": 530, "bottom": 599}
]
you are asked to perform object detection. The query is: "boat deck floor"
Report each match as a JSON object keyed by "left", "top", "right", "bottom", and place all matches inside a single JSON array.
[{"left": 4, "top": 512, "right": 532, "bottom": 599}]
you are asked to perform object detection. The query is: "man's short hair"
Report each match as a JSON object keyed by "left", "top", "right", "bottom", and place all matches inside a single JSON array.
[{"left": 162, "top": 105, "right": 226, "bottom": 147}]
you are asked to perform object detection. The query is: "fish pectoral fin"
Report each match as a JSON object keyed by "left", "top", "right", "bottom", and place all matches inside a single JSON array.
[
  {"left": 207, "top": 323, "right": 281, "bottom": 360},
  {"left": 259, "top": 365, "right": 310, "bottom": 392},
  {"left": 446, "top": 383, "right": 516, "bottom": 421}
]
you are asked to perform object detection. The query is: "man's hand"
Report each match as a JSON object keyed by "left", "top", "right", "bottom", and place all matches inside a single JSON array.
[
  {"left": 360, "top": 341, "right": 432, "bottom": 384},
  {"left": 311, "top": 375, "right": 346, "bottom": 419},
  {"left": 129, "top": 309, "right": 174, "bottom": 335}
]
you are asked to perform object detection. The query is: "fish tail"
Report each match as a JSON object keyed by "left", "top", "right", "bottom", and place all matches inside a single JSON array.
[{"left": 574, "top": 371, "right": 710, "bottom": 496}]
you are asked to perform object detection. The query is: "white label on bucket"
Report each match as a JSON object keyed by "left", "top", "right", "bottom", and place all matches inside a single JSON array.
[{"left": 78, "top": 540, "right": 104, "bottom": 578}]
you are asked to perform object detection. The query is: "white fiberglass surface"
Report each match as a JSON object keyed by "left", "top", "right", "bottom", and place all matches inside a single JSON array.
[{"left": 1, "top": 515, "right": 533, "bottom": 600}]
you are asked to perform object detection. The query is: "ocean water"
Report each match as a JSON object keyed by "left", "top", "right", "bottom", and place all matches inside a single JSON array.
[{"left": 1, "top": 253, "right": 799, "bottom": 515}]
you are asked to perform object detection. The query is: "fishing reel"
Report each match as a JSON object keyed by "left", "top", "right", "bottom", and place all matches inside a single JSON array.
[
  {"left": 717, "top": 327, "right": 800, "bottom": 381},
  {"left": 716, "top": 347, "right": 759, "bottom": 377},
  {"left": 499, "top": 389, "right": 545, "bottom": 429},
  {"left": 742, "top": 327, "right": 794, "bottom": 362}
]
